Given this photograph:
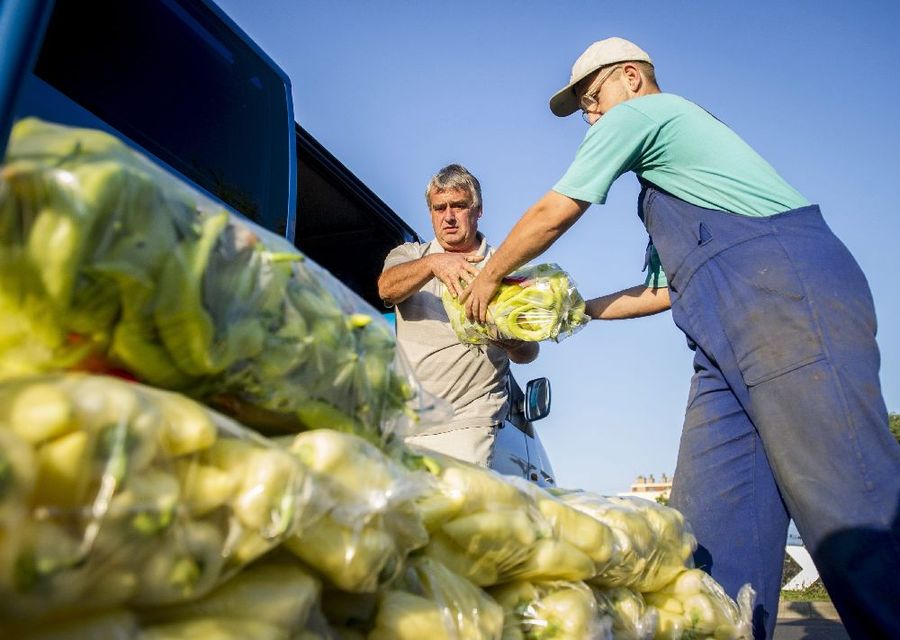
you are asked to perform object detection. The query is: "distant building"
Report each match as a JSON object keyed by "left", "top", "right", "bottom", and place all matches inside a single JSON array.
[{"left": 619, "top": 473, "right": 672, "bottom": 502}]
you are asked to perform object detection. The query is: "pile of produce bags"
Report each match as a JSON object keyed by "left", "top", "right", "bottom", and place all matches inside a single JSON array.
[
  {"left": 442, "top": 264, "right": 589, "bottom": 344},
  {"left": 0, "top": 392, "right": 754, "bottom": 638},
  {"left": 0, "top": 118, "right": 755, "bottom": 639}
]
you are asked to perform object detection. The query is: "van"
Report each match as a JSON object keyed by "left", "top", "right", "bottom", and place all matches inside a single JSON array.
[{"left": 0, "top": 0, "right": 555, "bottom": 485}]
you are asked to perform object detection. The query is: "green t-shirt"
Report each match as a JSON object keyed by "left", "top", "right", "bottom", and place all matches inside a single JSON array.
[{"left": 553, "top": 93, "right": 809, "bottom": 287}]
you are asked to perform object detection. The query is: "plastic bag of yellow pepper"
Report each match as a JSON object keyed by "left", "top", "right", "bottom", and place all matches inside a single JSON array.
[
  {"left": 368, "top": 556, "right": 504, "bottom": 640},
  {"left": 490, "top": 579, "right": 612, "bottom": 640},
  {"left": 0, "top": 374, "right": 311, "bottom": 626},
  {"left": 442, "top": 263, "right": 589, "bottom": 344},
  {"left": 556, "top": 492, "right": 697, "bottom": 593},
  {"left": 280, "top": 429, "right": 431, "bottom": 593},
  {"left": 0, "top": 117, "right": 441, "bottom": 442},
  {"left": 400, "top": 449, "right": 598, "bottom": 588},
  {"left": 641, "top": 568, "right": 754, "bottom": 640}
]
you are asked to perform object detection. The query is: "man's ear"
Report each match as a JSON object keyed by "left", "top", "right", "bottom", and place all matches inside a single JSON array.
[
  {"left": 622, "top": 63, "right": 643, "bottom": 92},
  {"left": 476, "top": 207, "right": 483, "bottom": 219}
]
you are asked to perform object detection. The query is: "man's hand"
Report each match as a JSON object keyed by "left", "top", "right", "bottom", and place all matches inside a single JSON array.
[
  {"left": 488, "top": 337, "right": 539, "bottom": 364},
  {"left": 431, "top": 253, "right": 484, "bottom": 299},
  {"left": 459, "top": 270, "right": 502, "bottom": 323},
  {"left": 459, "top": 191, "right": 588, "bottom": 323}
]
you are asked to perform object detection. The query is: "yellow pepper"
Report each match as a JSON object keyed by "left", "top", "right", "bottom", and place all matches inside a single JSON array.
[
  {"left": 441, "top": 509, "right": 538, "bottom": 557},
  {"left": 155, "top": 391, "right": 218, "bottom": 457},
  {"left": 368, "top": 590, "right": 448, "bottom": 640},
  {"left": 511, "top": 538, "right": 596, "bottom": 583},
  {"left": 422, "top": 533, "right": 499, "bottom": 587},
  {"left": 7, "top": 381, "right": 75, "bottom": 444},
  {"left": 284, "top": 514, "right": 397, "bottom": 593},
  {"left": 33, "top": 428, "right": 92, "bottom": 508}
]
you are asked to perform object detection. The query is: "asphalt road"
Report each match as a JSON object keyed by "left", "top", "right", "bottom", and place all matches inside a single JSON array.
[{"left": 774, "top": 602, "right": 850, "bottom": 640}]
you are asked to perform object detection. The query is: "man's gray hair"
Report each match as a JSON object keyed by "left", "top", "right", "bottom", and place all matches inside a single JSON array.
[
  {"left": 425, "top": 164, "right": 482, "bottom": 211},
  {"left": 634, "top": 60, "right": 659, "bottom": 88}
]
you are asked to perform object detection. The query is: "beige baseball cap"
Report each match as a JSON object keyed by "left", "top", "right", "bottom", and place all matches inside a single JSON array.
[{"left": 549, "top": 37, "right": 652, "bottom": 117}]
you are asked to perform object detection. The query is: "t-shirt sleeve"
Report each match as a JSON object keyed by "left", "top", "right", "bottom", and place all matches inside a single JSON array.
[
  {"left": 382, "top": 242, "right": 423, "bottom": 272},
  {"left": 552, "top": 103, "right": 659, "bottom": 204}
]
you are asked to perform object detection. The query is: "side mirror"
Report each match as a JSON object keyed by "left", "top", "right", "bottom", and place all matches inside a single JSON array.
[{"left": 524, "top": 377, "right": 551, "bottom": 422}]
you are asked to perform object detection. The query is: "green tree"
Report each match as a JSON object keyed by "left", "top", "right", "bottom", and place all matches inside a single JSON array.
[{"left": 890, "top": 412, "right": 900, "bottom": 443}]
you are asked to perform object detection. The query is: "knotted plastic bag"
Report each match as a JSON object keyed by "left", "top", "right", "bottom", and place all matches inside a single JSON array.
[{"left": 442, "top": 263, "right": 589, "bottom": 344}]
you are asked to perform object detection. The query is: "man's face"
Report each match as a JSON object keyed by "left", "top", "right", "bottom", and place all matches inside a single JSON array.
[
  {"left": 577, "top": 65, "right": 630, "bottom": 126},
  {"left": 429, "top": 187, "right": 481, "bottom": 252}
]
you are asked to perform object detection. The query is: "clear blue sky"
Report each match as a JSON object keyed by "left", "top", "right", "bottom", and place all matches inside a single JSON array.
[{"left": 217, "top": 0, "right": 900, "bottom": 495}]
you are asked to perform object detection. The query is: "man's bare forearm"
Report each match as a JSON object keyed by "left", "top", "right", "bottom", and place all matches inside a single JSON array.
[
  {"left": 479, "top": 191, "right": 587, "bottom": 284},
  {"left": 378, "top": 257, "right": 435, "bottom": 305},
  {"left": 585, "top": 285, "right": 671, "bottom": 320}
]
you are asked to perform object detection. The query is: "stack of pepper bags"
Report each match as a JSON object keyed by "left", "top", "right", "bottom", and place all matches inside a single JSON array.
[
  {"left": 380, "top": 450, "right": 754, "bottom": 640},
  {"left": 442, "top": 263, "right": 590, "bottom": 345},
  {"left": 0, "top": 385, "right": 754, "bottom": 639},
  {"left": 0, "top": 118, "right": 757, "bottom": 639},
  {"left": 0, "top": 374, "right": 316, "bottom": 636},
  {"left": 0, "top": 117, "right": 442, "bottom": 443}
]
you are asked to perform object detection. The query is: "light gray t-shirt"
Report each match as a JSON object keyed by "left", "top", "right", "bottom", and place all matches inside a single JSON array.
[{"left": 383, "top": 236, "right": 510, "bottom": 431}]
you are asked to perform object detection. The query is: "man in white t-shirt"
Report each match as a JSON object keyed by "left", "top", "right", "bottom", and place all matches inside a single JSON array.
[{"left": 378, "top": 164, "right": 538, "bottom": 466}]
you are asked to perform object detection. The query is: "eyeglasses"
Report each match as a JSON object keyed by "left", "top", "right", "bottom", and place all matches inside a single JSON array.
[{"left": 579, "top": 65, "right": 621, "bottom": 124}]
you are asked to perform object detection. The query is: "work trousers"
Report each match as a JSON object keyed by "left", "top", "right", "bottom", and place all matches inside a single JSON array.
[{"left": 638, "top": 182, "right": 900, "bottom": 639}]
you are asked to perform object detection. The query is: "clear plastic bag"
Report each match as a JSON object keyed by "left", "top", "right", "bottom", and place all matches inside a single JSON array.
[
  {"left": 368, "top": 556, "right": 504, "bottom": 640},
  {"left": 0, "top": 374, "right": 310, "bottom": 623},
  {"left": 641, "top": 569, "right": 754, "bottom": 640},
  {"left": 400, "top": 448, "right": 596, "bottom": 587},
  {"left": 442, "top": 263, "right": 589, "bottom": 344},
  {"left": 280, "top": 429, "right": 431, "bottom": 593},
  {"left": 0, "top": 117, "right": 439, "bottom": 441},
  {"left": 512, "top": 479, "right": 618, "bottom": 578},
  {"left": 592, "top": 586, "right": 657, "bottom": 640},
  {"left": 557, "top": 492, "right": 696, "bottom": 593},
  {"left": 490, "top": 580, "right": 612, "bottom": 640}
]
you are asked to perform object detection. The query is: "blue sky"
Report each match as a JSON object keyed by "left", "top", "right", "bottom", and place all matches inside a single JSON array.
[{"left": 216, "top": 0, "right": 900, "bottom": 494}]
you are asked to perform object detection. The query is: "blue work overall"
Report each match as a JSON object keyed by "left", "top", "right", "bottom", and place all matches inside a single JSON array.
[{"left": 638, "top": 181, "right": 900, "bottom": 639}]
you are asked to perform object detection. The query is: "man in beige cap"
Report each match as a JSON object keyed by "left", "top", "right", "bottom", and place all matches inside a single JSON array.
[
  {"left": 461, "top": 37, "right": 900, "bottom": 639},
  {"left": 379, "top": 164, "right": 538, "bottom": 467}
]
